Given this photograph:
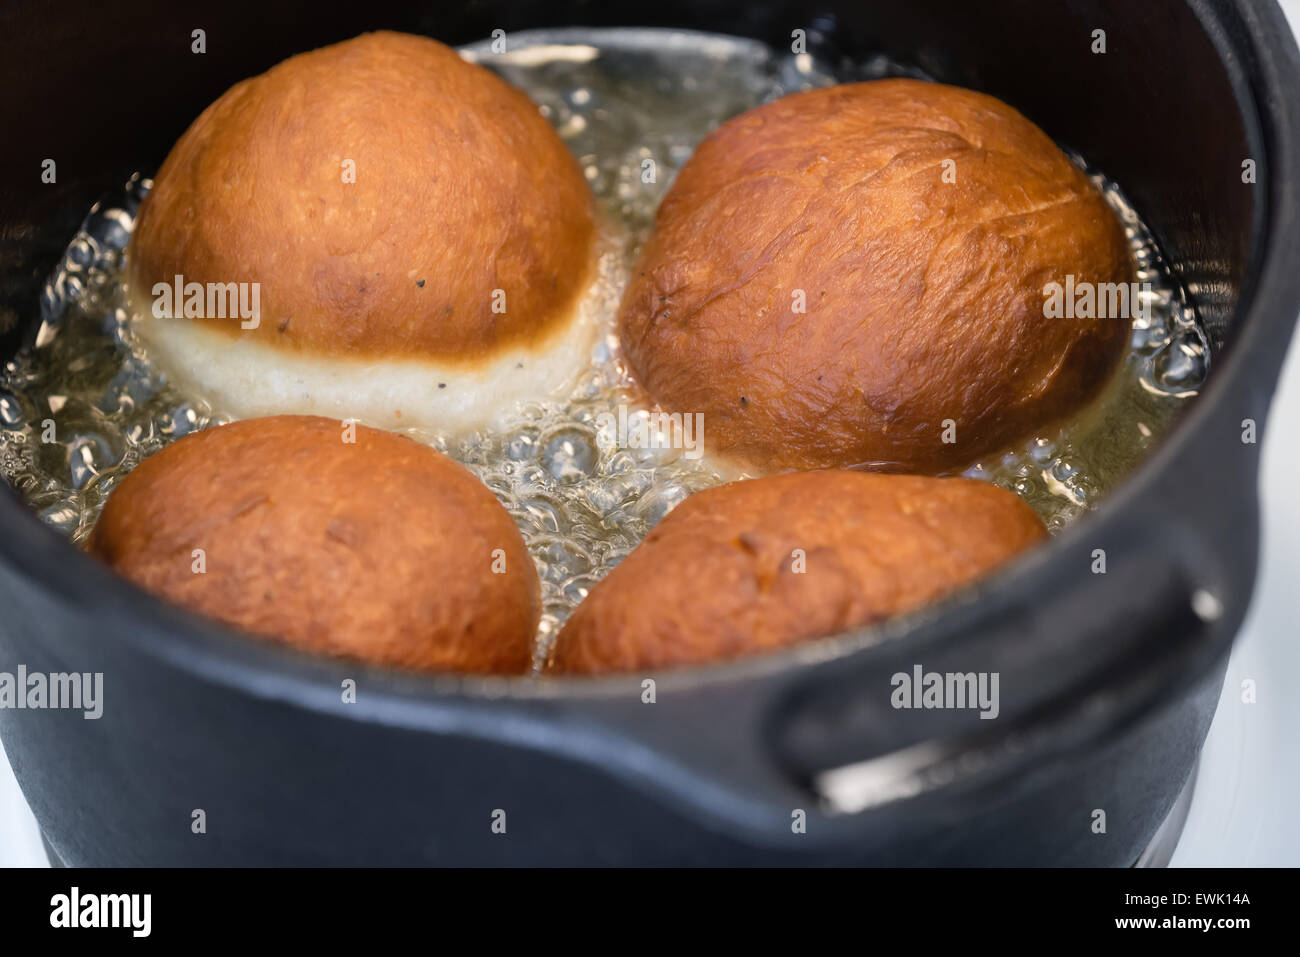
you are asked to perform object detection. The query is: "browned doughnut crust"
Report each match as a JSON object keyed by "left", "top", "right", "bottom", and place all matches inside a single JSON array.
[
  {"left": 549, "top": 470, "right": 1046, "bottom": 674},
  {"left": 87, "top": 416, "right": 539, "bottom": 674},
  {"left": 619, "top": 79, "right": 1133, "bottom": 473},
  {"left": 128, "top": 31, "right": 595, "bottom": 360}
]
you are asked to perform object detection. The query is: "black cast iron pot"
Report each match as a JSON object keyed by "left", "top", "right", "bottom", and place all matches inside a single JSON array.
[{"left": 1, "top": 0, "right": 1298, "bottom": 866}]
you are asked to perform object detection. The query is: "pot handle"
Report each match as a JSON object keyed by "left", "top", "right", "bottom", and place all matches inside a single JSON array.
[{"left": 759, "top": 518, "right": 1236, "bottom": 837}]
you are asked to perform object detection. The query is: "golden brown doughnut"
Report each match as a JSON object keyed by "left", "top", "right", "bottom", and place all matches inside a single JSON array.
[
  {"left": 619, "top": 79, "right": 1133, "bottom": 473},
  {"left": 88, "top": 415, "right": 539, "bottom": 674},
  {"left": 127, "top": 31, "right": 597, "bottom": 432},
  {"left": 550, "top": 470, "right": 1046, "bottom": 674}
]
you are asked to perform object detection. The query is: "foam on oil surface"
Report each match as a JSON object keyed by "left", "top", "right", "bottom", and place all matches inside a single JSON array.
[{"left": 0, "top": 28, "right": 1209, "bottom": 663}]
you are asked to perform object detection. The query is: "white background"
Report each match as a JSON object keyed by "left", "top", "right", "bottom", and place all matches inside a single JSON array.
[{"left": 2, "top": 5, "right": 1299, "bottom": 866}]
